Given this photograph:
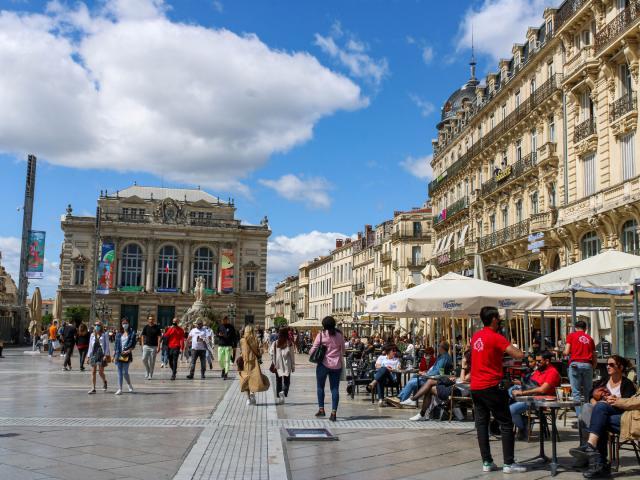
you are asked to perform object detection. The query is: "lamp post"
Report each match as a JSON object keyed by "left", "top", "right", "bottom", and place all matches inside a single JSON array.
[
  {"left": 95, "top": 299, "right": 112, "bottom": 328},
  {"left": 226, "top": 303, "right": 236, "bottom": 325}
]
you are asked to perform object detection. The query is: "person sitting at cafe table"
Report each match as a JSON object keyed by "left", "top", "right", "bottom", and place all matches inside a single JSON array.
[
  {"left": 397, "top": 346, "right": 436, "bottom": 405},
  {"left": 570, "top": 355, "right": 637, "bottom": 477},
  {"left": 402, "top": 342, "right": 454, "bottom": 411},
  {"left": 509, "top": 351, "right": 561, "bottom": 440},
  {"left": 408, "top": 350, "right": 472, "bottom": 421},
  {"left": 367, "top": 345, "right": 401, "bottom": 406}
]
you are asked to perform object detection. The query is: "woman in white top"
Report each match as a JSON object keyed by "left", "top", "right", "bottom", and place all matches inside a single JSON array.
[
  {"left": 368, "top": 345, "right": 400, "bottom": 406},
  {"left": 270, "top": 327, "right": 296, "bottom": 404},
  {"left": 86, "top": 321, "right": 111, "bottom": 394}
]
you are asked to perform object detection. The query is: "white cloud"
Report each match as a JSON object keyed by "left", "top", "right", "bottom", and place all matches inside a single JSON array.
[
  {"left": 259, "top": 174, "right": 332, "bottom": 209},
  {"left": 421, "top": 46, "right": 434, "bottom": 64},
  {"left": 267, "top": 230, "right": 353, "bottom": 291},
  {"left": 314, "top": 23, "right": 389, "bottom": 87},
  {"left": 0, "top": 236, "right": 59, "bottom": 298},
  {"left": 400, "top": 154, "right": 433, "bottom": 180},
  {"left": 212, "top": 1, "right": 223, "bottom": 13},
  {"left": 456, "top": 0, "right": 556, "bottom": 61},
  {"left": 0, "top": 1, "right": 367, "bottom": 193},
  {"left": 409, "top": 94, "right": 435, "bottom": 117}
]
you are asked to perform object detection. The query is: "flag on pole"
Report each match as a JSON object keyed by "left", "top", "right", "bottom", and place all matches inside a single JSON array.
[{"left": 165, "top": 262, "right": 170, "bottom": 273}]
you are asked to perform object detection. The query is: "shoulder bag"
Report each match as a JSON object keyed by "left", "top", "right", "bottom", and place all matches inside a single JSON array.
[{"left": 309, "top": 332, "right": 327, "bottom": 364}]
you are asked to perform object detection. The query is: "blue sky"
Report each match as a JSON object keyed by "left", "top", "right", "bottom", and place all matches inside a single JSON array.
[{"left": 0, "top": 0, "right": 557, "bottom": 295}]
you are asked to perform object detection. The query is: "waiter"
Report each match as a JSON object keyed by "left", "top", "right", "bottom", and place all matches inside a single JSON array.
[{"left": 470, "top": 306, "right": 526, "bottom": 474}]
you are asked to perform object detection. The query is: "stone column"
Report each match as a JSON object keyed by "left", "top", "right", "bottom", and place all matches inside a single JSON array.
[
  {"left": 145, "top": 240, "right": 155, "bottom": 292},
  {"left": 182, "top": 242, "right": 191, "bottom": 294}
]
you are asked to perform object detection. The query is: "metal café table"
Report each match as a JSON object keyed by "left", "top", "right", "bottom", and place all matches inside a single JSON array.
[{"left": 518, "top": 396, "right": 580, "bottom": 476}]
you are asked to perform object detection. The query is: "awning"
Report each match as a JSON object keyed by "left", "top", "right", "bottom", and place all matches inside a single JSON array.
[
  {"left": 457, "top": 225, "right": 469, "bottom": 248},
  {"left": 442, "top": 232, "right": 454, "bottom": 253},
  {"left": 289, "top": 318, "right": 322, "bottom": 328},
  {"left": 433, "top": 237, "right": 443, "bottom": 255}
]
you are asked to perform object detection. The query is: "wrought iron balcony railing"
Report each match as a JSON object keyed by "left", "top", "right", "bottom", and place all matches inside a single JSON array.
[
  {"left": 481, "top": 152, "right": 537, "bottom": 198},
  {"left": 555, "top": 0, "right": 587, "bottom": 32},
  {"left": 573, "top": 118, "right": 597, "bottom": 143},
  {"left": 406, "top": 258, "right": 428, "bottom": 268},
  {"left": 479, "top": 219, "right": 530, "bottom": 252},
  {"left": 380, "top": 252, "right": 392, "bottom": 263},
  {"left": 596, "top": 0, "right": 640, "bottom": 53},
  {"left": 435, "top": 246, "right": 466, "bottom": 267},
  {"left": 433, "top": 196, "right": 469, "bottom": 227},
  {"left": 610, "top": 92, "right": 637, "bottom": 122}
]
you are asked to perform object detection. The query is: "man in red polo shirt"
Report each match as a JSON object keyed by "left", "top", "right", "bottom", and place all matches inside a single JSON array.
[
  {"left": 471, "top": 306, "right": 525, "bottom": 474},
  {"left": 163, "top": 318, "right": 185, "bottom": 381},
  {"left": 564, "top": 319, "right": 596, "bottom": 415},
  {"left": 511, "top": 351, "right": 561, "bottom": 439}
]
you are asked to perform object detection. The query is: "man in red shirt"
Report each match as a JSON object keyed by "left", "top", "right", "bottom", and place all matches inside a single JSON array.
[
  {"left": 471, "top": 306, "right": 525, "bottom": 474},
  {"left": 163, "top": 318, "right": 185, "bottom": 381},
  {"left": 510, "top": 351, "right": 561, "bottom": 439},
  {"left": 564, "top": 319, "right": 596, "bottom": 415}
]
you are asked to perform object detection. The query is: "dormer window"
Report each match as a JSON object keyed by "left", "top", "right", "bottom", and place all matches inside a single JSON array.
[{"left": 514, "top": 53, "right": 520, "bottom": 66}]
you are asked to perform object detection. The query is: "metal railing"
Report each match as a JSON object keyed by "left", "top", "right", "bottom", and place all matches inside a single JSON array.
[
  {"left": 353, "top": 282, "right": 365, "bottom": 292},
  {"left": 391, "top": 231, "right": 431, "bottom": 241},
  {"left": 435, "top": 246, "right": 466, "bottom": 267},
  {"left": 380, "top": 252, "right": 392, "bottom": 263},
  {"left": 429, "top": 75, "right": 562, "bottom": 197},
  {"left": 479, "top": 219, "right": 530, "bottom": 252},
  {"left": 555, "top": 0, "right": 587, "bottom": 32},
  {"left": 433, "top": 196, "right": 469, "bottom": 227},
  {"left": 381, "top": 279, "right": 391, "bottom": 288},
  {"left": 406, "top": 258, "right": 428, "bottom": 268},
  {"left": 117, "top": 213, "right": 150, "bottom": 223},
  {"left": 481, "top": 152, "right": 537, "bottom": 198},
  {"left": 595, "top": 0, "right": 640, "bottom": 53},
  {"left": 610, "top": 92, "right": 637, "bottom": 122},
  {"left": 573, "top": 118, "right": 597, "bottom": 143}
]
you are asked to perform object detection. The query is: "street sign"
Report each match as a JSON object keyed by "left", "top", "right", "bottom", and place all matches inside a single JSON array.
[
  {"left": 528, "top": 240, "right": 545, "bottom": 251},
  {"left": 528, "top": 232, "right": 544, "bottom": 242}
]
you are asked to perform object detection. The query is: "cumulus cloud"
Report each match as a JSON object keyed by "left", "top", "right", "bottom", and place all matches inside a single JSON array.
[
  {"left": 456, "top": 0, "right": 556, "bottom": 61},
  {"left": 259, "top": 174, "right": 332, "bottom": 209},
  {"left": 421, "top": 46, "right": 434, "bottom": 64},
  {"left": 0, "top": 0, "right": 367, "bottom": 193},
  {"left": 409, "top": 94, "right": 435, "bottom": 117},
  {"left": 267, "top": 230, "right": 354, "bottom": 291},
  {"left": 314, "top": 22, "right": 389, "bottom": 87},
  {"left": 0, "top": 236, "right": 59, "bottom": 297},
  {"left": 400, "top": 154, "right": 433, "bottom": 180}
]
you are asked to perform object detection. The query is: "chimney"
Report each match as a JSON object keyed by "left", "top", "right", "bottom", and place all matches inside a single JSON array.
[
  {"left": 357, "top": 232, "right": 362, "bottom": 240},
  {"left": 335, "top": 239, "right": 344, "bottom": 248},
  {"left": 345, "top": 238, "right": 351, "bottom": 244},
  {"left": 365, "top": 224, "right": 372, "bottom": 232}
]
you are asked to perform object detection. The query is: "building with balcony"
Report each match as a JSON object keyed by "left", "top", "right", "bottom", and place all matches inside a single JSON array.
[
  {"left": 59, "top": 185, "right": 270, "bottom": 329},
  {"left": 0, "top": 254, "right": 18, "bottom": 341},
  {"left": 352, "top": 225, "right": 375, "bottom": 315},
  {"left": 331, "top": 238, "right": 353, "bottom": 324},
  {"left": 391, "top": 207, "right": 434, "bottom": 290},
  {"left": 308, "top": 255, "right": 332, "bottom": 321}
]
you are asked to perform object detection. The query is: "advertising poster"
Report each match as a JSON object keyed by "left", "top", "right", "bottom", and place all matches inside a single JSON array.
[
  {"left": 96, "top": 242, "right": 115, "bottom": 294},
  {"left": 26, "top": 230, "right": 46, "bottom": 279},
  {"left": 220, "top": 248, "right": 234, "bottom": 294}
]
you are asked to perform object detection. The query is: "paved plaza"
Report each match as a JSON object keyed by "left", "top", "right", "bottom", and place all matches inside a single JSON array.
[{"left": 1, "top": 349, "right": 639, "bottom": 480}]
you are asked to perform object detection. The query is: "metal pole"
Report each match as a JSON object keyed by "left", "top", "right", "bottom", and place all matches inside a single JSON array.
[
  {"left": 540, "top": 310, "right": 546, "bottom": 352},
  {"left": 17, "top": 155, "right": 36, "bottom": 343},
  {"left": 89, "top": 206, "right": 101, "bottom": 324},
  {"left": 571, "top": 288, "right": 577, "bottom": 327},
  {"left": 633, "top": 281, "right": 640, "bottom": 379},
  {"left": 523, "top": 310, "right": 530, "bottom": 353}
]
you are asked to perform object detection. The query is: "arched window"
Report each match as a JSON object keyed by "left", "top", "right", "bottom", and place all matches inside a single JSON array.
[
  {"left": 120, "top": 243, "right": 143, "bottom": 287},
  {"left": 157, "top": 245, "right": 178, "bottom": 290},
  {"left": 581, "top": 231, "right": 601, "bottom": 260},
  {"left": 621, "top": 219, "right": 639, "bottom": 254},
  {"left": 192, "top": 247, "right": 216, "bottom": 290}
]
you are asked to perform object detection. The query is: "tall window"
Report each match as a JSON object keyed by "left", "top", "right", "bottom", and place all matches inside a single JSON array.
[
  {"left": 621, "top": 63, "right": 633, "bottom": 96},
  {"left": 580, "top": 90, "right": 593, "bottom": 121},
  {"left": 581, "top": 232, "right": 601, "bottom": 259},
  {"left": 73, "top": 263, "right": 85, "bottom": 286},
  {"left": 583, "top": 153, "right": 597, "bottom": 196},
  {"left": 193, "top": 247, "right": 216, "bottom": 290},
  {"left": 621, "top": 132, "right": 636, "bottom": 180},
  {"left": 120, "top": 243, "right": 143, "bottom": 287},
  {"left": 515, "top": 200, "right": 523, "bottom": 223},
  {"left": 547, "top": 61, "right": 554, "bottom": 79},
  {"left": 157, "top": 245, "right": 178, "bottom": 290},
  {"left": 490, "top": 214, "right": 496, "bottom": 233},
  {"left": 515, "top": 90, "right": 521, "bottom": 108},
  {"left": 531, "top": 129, "right": 537, "bottom": 155},
  {"left": 501, "top": 104, "right": 507, "bottom": 121},
  {"left": 246, "top": 271, "right": 256, "bottom": 292},
  {"left": 548, "top": 115, "right": 556, "bottom": 142},
  {"left": 530, "top": 78, "right": 536, "bottom": 96},
  {"left": 502, "top": 207, "right": 508, "bottom": 228},
  {"left": 412, "top": 246, "right": 422, "bottom": 264},
  {"left": 548, "top": 183, "right": 557, "bottom": 208},
  {"left": 515, "top": 139, "right": 522, "bottom": 162},
  {"left": 531, "top": 192, "right": 539, "bottom": 214},
  {"left": 621, "top": 219, "right": 639, "bottom": 254},
  {"left": 490, "top": 114, "right": 495, "bottom": 129}
]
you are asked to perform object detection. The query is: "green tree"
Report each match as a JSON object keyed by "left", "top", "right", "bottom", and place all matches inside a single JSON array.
[
  {"left": 273, "top": 317, "right": 287, "bottom": 328},
  {"left": 41, "top": 313, "right": 53, "bottom": 327},
  {"left": 64, "top": 306, "right": 90, "bottom": 326}
]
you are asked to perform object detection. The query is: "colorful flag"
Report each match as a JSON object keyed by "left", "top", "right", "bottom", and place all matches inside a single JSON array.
[
  {"left": 26, "top": 230, "right": 46, "bottom": 279},
  {"left": 96, "top": 242, "right": 115, "bottom": 294}
]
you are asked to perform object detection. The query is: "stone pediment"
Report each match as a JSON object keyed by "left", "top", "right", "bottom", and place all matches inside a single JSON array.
[{"left": 120, "top": 195, "right": 146, "bottom": 204}]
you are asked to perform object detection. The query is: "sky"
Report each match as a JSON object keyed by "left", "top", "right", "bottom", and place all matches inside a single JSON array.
[{"left": 0, "top": 0, "right": 558, "bottom": 297}]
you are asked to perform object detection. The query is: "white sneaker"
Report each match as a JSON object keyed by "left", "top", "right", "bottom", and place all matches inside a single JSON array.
[
  {"left": 453, "top": 407, "right": 464, "bottom": 420},
  {"left": 114, "top": 389, "right": 122, "bottom": 395},
  {"left": 246, "top": 398, "right": 252, "bottom": 406},
  {"left": 127, "top": 385, "right": 134, "bottom": 393},
  {"left": 278, "top": 392, "right": 285, "bottom": 404},
  {"left": 378, "top": 399, "right": 386, "bottom": 407},
  {"left": 250, "top": 394, "right": 257, "bottom": 405},
  {"left": 482, "top": 462, "right": 498, "bottom": 472},
  {"left": 400, "top": 398, "right": 417, "bottom": 407},
  {"left": 87, "top": 389, "right": 96, "bottom": 395},
  {"left": 160, "top": 364, "right": 165, "bottom": 368},
  {"left": 409, "top": 413, "right": 427, "bottom": 421},
  {"left": 503, "top": 463, "right": 527, "bottom": 474},
  {"left": 144, "top": 374, "right": 149, "bottom": 379}
]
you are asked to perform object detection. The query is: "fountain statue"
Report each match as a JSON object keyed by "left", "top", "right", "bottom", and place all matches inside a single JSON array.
[{"left": 180, "top": 276, "right": 208, "bottom": 328}]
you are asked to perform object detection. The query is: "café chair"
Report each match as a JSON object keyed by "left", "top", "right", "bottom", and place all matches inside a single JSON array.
[{"left": 608, "top": 432, "right": 640, "bottom": 472}]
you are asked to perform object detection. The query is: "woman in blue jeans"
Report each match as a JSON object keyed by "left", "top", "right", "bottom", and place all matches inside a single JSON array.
[
  {"left": 310, "top": 316, "right": 345, "bottom": 422},
  {"left": 113, "top": 318, "right": 137, "bottom": 395}
]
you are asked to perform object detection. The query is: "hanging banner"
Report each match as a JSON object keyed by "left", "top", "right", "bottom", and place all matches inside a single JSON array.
[
  {"left": 26, "top": 230, "right": 46, "bottom": 279},
  {"left": 220, "top": 248, "right": 235, "bottom": 294},
  {"left": 96, "top": 242, "right": 115, "bottom": 294}
]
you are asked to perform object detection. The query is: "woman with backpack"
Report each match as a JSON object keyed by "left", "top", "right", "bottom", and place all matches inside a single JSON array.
[
  {"left": 270, "top": 327, "right": 295, "bottom": 404},
  {"left": 309, "top": 316, "right": 345, "bottom": 422},
  {"left": 87, "top": 321, "right": 110, "bottom": 394}
]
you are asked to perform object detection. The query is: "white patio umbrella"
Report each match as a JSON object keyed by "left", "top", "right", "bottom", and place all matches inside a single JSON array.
[
  {"left": 421, "top": 263, "right": 440, "bottom": 281},
  {"left": 52, "top": 289, "right": 62, "bottom": 322},
  {"left": 474, "top": 254, "right": 486, "bottom": 280},
  {"left": 404, "top": 274, "right": 415, "bottom": 289}
]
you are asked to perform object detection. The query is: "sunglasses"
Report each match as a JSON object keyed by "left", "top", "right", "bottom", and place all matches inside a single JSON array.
[{"left": 606, "top": 363, "right": 618, "bottom": 367}]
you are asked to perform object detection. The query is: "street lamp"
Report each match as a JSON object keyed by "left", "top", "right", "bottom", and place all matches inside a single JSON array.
[
  {"left": 226, "top": 303, "right": 236, "bottom": 324},
  {"left": 95, "top": 299, "right": 112, "bottom": 328}
]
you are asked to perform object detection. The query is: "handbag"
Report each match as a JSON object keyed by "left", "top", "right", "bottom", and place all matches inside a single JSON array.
[
  {"left": 118, "top": 353, "right": 130, "bottom": 363},
  {"left": 309, "top": 332, "right": 327, "bottom": 364},
  {"left": 236, "top": 355, "right": 245, "bottom": 371},
  {"left": 269, "top": 363, "right": 277, "bottom": 374}
]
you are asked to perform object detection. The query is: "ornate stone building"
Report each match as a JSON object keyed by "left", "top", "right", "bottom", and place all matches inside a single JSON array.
[
  {"left": 0, "top": 253, "right": 18, "bottom": 340},
  {"left": 59, "top": 186, "right": 270, "bottom": 329},
  {"left": 430, "top": 1, "right": 640, "bottom": 284}
]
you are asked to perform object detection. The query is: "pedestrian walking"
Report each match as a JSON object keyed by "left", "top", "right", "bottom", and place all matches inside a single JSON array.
[
  {"left": 87, "top": 321, "right": 110, "bottom": 394},
  {"left": 310, "top": 316, "right": 345, "bottom": 422},
  {"left": 62, "top": 321, "right": 77, "bottom": 371},
  {"left": 76, "top": 323, "right": 90, "bottom": 371},
  {"left": 163, "top": 318, "right": 185, "bottom": 380},
  {"left": 470, "top": 306, "right": 526, "bottom": 474},
  {"left": 564, "top": 319, "right": 597, "bottom": 415},
  {"left": 204, "top": 324, "right": 214, "bottom": 370},
  {"left": 160, "top": 329, "right": 169, "bottom": 368},
  {"left": 141, "top": 315, "right": 162, "bottom": 380},
  {"left": 114, "top": 318, "right": 136, "bottom": 395},
  {"left": 48, "top": 320, "right": 58, "bottom": 357},
  {"left": 239, "top": 324, "right": 270, "bottom": 405},
  {"left": 270, "top": 327, "right": 295, "bottom": 404},
  {"left": 59, "top": 322, "right": 66, "bottom": 356},
  {"left": 217, "top": 316, "right": 237, "bottom": 379},
  {"left": 186, "top": 319, "right": 209, "bottom": 379}
]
